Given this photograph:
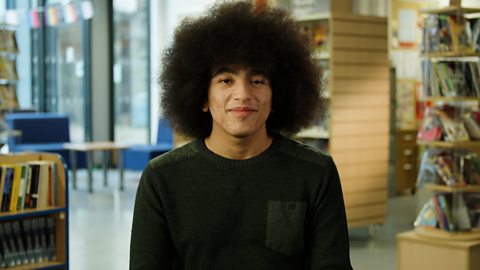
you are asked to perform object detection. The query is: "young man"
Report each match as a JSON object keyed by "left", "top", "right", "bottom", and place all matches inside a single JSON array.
[{"left": 130, "top": 1, "right": 352, "bottom": 269}]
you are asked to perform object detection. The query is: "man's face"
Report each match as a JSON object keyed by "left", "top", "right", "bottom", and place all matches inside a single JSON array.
[{"left": 203, "top": 66, "right": 272, "bottom": 140}]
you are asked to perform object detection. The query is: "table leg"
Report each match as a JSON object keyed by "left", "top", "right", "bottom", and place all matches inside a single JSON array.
[
  {"left": 118, "top": 149, "right": 124, "bottom": 191},
  {"left": 70, "top": 150, "right": 77, "bottom": 189},
  {"left": 103, "top": 150, "right": 108, "bottom": 187},
  {"left": 87, "top": 151, "right": 94, "bottom": 193}
]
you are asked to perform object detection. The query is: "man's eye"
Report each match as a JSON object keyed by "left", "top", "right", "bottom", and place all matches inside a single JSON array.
[
  {"left": 251, "top": 80, "right": 266, "bottom": 85},
  {"left": 220, "top": 79, "right": 232, "bottom": 84}
]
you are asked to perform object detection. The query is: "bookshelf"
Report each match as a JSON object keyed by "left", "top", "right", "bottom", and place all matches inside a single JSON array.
[
  {"left": 397, "top": 5, "right": 480, "bottom": 270},
  {"left": 413, "top": 4, "right": 480, "bottom": 237},
  {"left": 0, "top": 153, "right": 68, "bottom": 269},
  {"left": 291, "top": 9, "right": 390, "bottom": 228},
  {"left": 0, "top": 26, "right": 20, "bottom": 114}
]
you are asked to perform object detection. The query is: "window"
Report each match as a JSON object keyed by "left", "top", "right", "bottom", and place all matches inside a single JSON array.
[{"left": 113, "top": 0, "right": 149, "bottom": 144}]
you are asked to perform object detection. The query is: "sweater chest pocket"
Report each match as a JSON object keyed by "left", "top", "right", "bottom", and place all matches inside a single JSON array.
[{"left": 265, "top": 200, "right": 307, "bottom": 255}]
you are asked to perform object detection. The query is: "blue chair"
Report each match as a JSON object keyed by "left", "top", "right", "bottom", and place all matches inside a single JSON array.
[
  {"left": 5, "top": 112, "right": 86, "bottom": 169},
  {"left": 123, "top": 119, "right": 174, "bottom": 170}
]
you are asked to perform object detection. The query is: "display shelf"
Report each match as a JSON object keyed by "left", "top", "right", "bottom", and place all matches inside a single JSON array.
[
  {"left": 424, "top": 183, "right": 480, "bottom": 193},
  {"left": 420, "top": 6, "right": 480, "bottom": 15},
  {"left": 412, "top": 4, "right": 480, "bottom": 241},
  {"left": 417, "top": 140, "right": 480, "bottom": 149},
  {"left": 421, "top": 51, "right": 480, "bottom": 58},
  {"left": 420, "top": 96, "right": 480, "bottom": 103}
]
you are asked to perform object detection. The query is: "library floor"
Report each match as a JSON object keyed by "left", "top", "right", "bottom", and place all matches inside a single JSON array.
[{"left": 68, "top": 170, "right": 418, "bottom": 270}]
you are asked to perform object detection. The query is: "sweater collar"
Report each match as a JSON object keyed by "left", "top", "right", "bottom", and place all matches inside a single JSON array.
[{"left": 193, "top": 133, "right": 282, "bottom": 168}]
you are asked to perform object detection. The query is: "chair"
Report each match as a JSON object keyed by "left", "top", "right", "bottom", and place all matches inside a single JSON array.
[
  {"left": 5, "top": 112, "right": 86, "bottom": 168},
  {"left": 123, "top": 119, "right": 174, "bottom": 170}
]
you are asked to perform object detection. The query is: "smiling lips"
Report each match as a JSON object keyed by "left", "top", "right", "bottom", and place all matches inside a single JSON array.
[{"left": 228, "top": 106, "right": 258, "bottom": 117}]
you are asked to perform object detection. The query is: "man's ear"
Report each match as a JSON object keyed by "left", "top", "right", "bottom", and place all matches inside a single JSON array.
[{"left": 202, "top": 102, "right": 209, "bottom": 112}]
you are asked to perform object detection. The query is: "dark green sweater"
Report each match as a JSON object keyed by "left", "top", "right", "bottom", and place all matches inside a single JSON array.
[{"left": 130, "top": 134, "right": 352, "bottom": 270}]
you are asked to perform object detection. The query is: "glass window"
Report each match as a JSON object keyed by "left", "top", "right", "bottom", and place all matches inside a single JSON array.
[
  {"left": 113, "top": 0, "right": 149, "bottom": 144},
  {"left": 33, "top": 0, "right": 90, "bottom": 143}
]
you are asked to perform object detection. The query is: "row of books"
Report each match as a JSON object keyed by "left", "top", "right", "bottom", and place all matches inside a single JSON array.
[
  {"left": 421, "top": 14, "right": 480, "bottom": 53},
  {"left": 0, "top": 85, "right": 19, "bottom": 111},
  {"left": 0, "top": 160, "right": 57, "bottom": 213},
  {"left": 0, "top": 30, "right": 18, "bottom": 54},
  {"left": 415, "top": 192, "right": 480, "bottom": 232},
  {"left": 417, "top": 149, "right": 480, "bottom": 187},
  {"left": 0, "top": 57, "right": 18, "bottom": 82},
  {"left": 421, "top": 59, "right": 480, "bottom": 98},
  {"left": 0, "top": 217, "right": 56, "bottom": 268},
  {"left": 417, "top": 105, "right": 480, "bottom": 142}
]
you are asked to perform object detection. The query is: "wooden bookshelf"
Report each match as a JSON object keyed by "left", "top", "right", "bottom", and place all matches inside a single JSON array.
[
  {"left": 0, "top": 153, "right": 68, "bottom": 270},
  {"left": 276, "top": 0, "right": 389, "bottom": 229}
]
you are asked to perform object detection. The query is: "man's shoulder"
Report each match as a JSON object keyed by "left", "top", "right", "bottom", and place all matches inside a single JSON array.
[
  {"left": 148, "top": 139, "right": 199, "bottom": 169},
  {"left": 277, "top": 136, "right": 332, "bottom": 167}
]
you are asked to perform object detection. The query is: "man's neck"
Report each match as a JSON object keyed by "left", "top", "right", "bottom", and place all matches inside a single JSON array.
[{"left": 204, "top": 131, "right": 273, "bottom": 160}]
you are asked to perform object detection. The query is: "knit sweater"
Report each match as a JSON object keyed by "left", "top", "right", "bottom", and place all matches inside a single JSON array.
[{"left": 130, "top": 134, "right": 352, "bottom": 270}]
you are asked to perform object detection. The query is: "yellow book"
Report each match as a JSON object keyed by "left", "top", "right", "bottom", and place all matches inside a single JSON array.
[{"left": 9, "top": 164, "right": 23, "bottom": 212}]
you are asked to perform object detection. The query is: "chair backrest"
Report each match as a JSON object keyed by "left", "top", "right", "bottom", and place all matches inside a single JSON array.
[
  {"left": 156, "top": 118, "right": 173, "bottom": 145},
  {"left": 5, "top": 113, "right": 71, "bottom": 149}
]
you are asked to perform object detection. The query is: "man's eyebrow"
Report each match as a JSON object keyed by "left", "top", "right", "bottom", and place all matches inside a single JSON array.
[{"left": 211, "top": 67, "right": 238, "bottom": 77}]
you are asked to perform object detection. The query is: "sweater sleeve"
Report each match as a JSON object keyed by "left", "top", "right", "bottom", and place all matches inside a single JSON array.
[
  {"left": 308, "top": 156, "right": 353, "bottom": 270},
  {"left": 130, "top": 164, "right": 174, "bottom": 269}
]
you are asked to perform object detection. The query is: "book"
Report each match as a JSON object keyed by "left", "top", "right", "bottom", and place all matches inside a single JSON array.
[
  {"left": 452, "top": 194, "right": 472, "bottom": 231},
  {"left": 433, "top": 193, "right": 451, "bottom": 231},
  {"left": 9, "top": 164, "right": 23, "bottom": 212},
  {"left": 437, "top": 110, "right": 470, "bottom": 142},
  {"left": 46, "top": 217, "right": 56, "bottom": 261},
  {"left": 27, "top": 162, "right": 41, "bottom": 209},
  {"left": 3, "top": 222, "right": 21, "bottom": 266},
  {"left": 11, "top": 221, "right": 28, "bottom": 265},
  {"left": 30, "top": 218, "right": 42, "bottom": 263},
  {"left": 417, "top": 149, "right": 442, "bottom": 187},
  {"left": 38, "top": 217, "right": 49, "bottom": 262},
  {"left": 17, "top": 164, "right": 28, "bottom": 210},
  {"left": 20, "top": 219, "right": 35, "bottom": 264},
  {"left": 438, "top": 15, "right": 453, "bottom": 52},
  {"left": 434, "top": 154, "right": 456, "bottom": 186},
  {"left": 447, "top": 15, "right": 473, "bottom": 53},
  {"left": 37, "top": 161, "right": 53, "bottom": 208},
  {"left": 0, "top": 222, "right": 15, "bottom": 267},
  {"left": 414, "top": 198, "right": 438, "bottom": 228},
  {"left": 1, "top": 165, "right": 15, "bottom": 211},
  {"left": 417, "top": 107, "right": 442, "bottom": 141},
  {"left": 463, "top": 112, "right": 480, "bottom": 140}
]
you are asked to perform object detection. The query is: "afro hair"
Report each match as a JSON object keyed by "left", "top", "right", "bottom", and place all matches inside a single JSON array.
[{"left": 160, "top": 0, "right": 325, "bottom": 138}]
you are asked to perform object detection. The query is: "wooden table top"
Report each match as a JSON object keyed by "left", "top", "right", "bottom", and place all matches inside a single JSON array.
[{"left": 63, "top": 141, "right": 128, "bottom": 151}]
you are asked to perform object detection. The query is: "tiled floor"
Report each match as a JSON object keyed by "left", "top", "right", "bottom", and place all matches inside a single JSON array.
[{"left": 69, "top": 169, "right": 418, "bottom": 270}]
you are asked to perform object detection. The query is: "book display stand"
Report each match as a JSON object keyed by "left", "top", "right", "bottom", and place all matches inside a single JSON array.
[
  {"left": 0, "top": 153, "right": 68, "bottom": 269},
  {"left": 397, "top": 4, "right": 480, "bottom": 270}
]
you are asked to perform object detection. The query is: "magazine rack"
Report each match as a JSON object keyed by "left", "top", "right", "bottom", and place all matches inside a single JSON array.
[{"left": 414, "top": 5, "right": 480, "bottom": 240}]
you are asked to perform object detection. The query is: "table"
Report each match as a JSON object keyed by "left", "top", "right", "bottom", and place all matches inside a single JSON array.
[{"left": 64, "top": 141, "right": 128, "bottom": 193}]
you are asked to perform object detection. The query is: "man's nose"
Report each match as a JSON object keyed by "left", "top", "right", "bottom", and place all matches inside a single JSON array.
[{"left": 233, "top": 80, "right": 252, "bottom": 100}]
